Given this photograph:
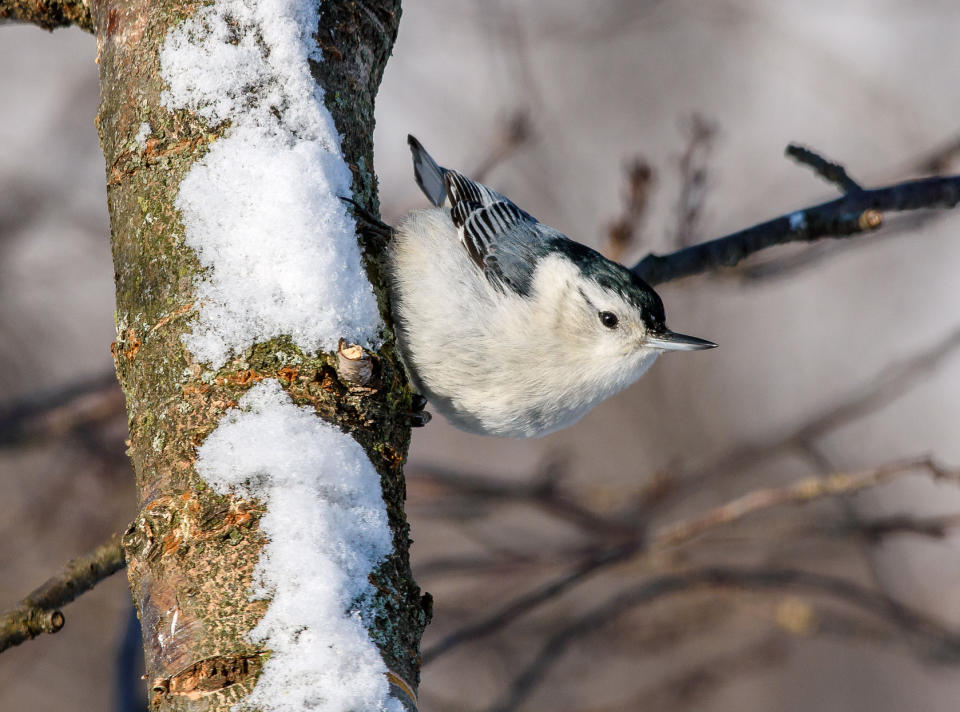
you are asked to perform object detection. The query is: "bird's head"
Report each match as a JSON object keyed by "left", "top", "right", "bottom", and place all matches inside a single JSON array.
[{"left": 537, "top": 240, "right": 715, "bottom": 386}]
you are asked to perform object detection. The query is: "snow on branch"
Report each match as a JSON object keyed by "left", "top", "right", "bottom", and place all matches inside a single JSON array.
[
  {"left": 156, "top": 0, "right": 401, "bottom": 709},
  {"left": 196, "top": 381, "right": 402, "bottom": 712},
  {"left": 160, "top": 0, "right": 382, "bottom": 367}
]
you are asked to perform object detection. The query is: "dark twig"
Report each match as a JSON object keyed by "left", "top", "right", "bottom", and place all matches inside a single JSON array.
[
  {"left": 830, "top": 512, "right": 960, "bottom": 543},
  {"left": 786, "top": 144, "right": 862, "bottom": 193},
  {"left": 422, "top": 457, "right": 957, "bottom": 666},
  {"left": 718, "top": 224, "right": 907, "bottom": 283},
  {"left": 421, "top": 541, "right": 640, "bottom": 665},
  {"left": 487, "top": 566, "right": 960, "bottom": 712},
  {"left": 633, "top": 171, "right": 960, "bottom": 285},
  {"left": 409, "top": 462, "right": 638, "bottom": 538},
  {"left": 718, "top": 133, "right": 960, "bottom": 284},
  {"left": 0, "top": 533, "right": 126, "bottom": 654}
]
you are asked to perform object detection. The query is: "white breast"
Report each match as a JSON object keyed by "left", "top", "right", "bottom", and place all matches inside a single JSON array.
[{"left": 389, "top": 209, "right": 657, "bottom": 437}]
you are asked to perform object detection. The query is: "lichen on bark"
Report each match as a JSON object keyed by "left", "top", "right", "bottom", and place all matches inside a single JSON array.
[
  {"left": 0, "top": 0, "right": 93, "bottom": 31},
  {"left": 91, "top": 0, "right": 425, "bottom": 708}
]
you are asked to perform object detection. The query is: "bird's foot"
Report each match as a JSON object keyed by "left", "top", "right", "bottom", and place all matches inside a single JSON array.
[
  {"left": 340, "top": 196, "right": 393, "bottom": 241},
  {"left": 407, "top": 410, "right": 432, "bottom": 428},
  {"left": 406, "top": 393, "right": 430, "bottom": 427},
  {"left": 410, "top": 393, "right": 428, "bottom": 412}
]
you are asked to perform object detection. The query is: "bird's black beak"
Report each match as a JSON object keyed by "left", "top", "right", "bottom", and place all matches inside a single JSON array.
[{"left": 645, "top": 330, "right": 717, "bottom": 351}]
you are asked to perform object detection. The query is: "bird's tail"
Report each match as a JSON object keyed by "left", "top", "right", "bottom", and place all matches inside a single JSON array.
[{"left": 407, "top": 135, "right": 447, "bottom": 207}]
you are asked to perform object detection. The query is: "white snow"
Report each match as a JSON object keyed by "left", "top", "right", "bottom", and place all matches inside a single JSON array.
[
  {"left": 134, "top": 122, "right": 151, "bottom": 149},
  {"left": 160, "top": 0, "right": 399, "bottom": 707},
  {"left": 158, "top": 0, "right": 382, "bottom": 367},
  {"left": 195, "top": 380, "right": 402, "bottom": 712}
]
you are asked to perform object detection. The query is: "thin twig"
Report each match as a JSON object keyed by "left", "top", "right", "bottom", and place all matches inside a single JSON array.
[
  {"left": 718, "top": 132, "right": 960, "bottom": 284},
  {"left": 639, "top": 325, "right": 960, "bottom": 518},
  {"left": 421, "top": 541, "right": 640, "bottom": 665},
  {"left": 786, "top": 144, "right": 862, "bottom": 193},
  {"left": 409, "top": 463, "right": 638, "bottom": 538},
  {"left": 421, "top": 457, "right": 960, "bottom": 666},
  {"left": 0, "top": 533, "right": 126, "bottom": 654},
  {"left": 651, "top": 458, "right": 956, "bottom": 550},
  {"left": 633, "top": 171, "right": 960, "bottom": 285},
  {"left": 487, "top": 566, "right": 960, "bottom": 712}
]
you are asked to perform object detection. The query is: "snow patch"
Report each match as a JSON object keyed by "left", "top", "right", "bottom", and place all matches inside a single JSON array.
[
  {"left": 159, "top": 0, "right": 382, "bottom": 366},
  {"left": 195, "top": 380, "right": 401, "bottom": 712},
  {"left": 134, "top": 122, "right": 152, "bottom": 149}
]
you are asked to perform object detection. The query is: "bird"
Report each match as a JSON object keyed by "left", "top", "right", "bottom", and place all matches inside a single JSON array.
[{"left": 350, "top": 135, "right": 716, "bottom": 438}]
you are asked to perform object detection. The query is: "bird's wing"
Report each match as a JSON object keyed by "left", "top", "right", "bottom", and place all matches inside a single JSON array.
[
  {"left": 408, "top": 134, "right": 549, "bottom": 296},
  {"left": 446, "top": 174, "right": 548, "bottom": 296}
]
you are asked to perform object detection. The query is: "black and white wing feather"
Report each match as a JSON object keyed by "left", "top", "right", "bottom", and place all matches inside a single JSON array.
[
  {"left": 408, "top": 134, "right": 548, "bottom": 296},
  {"left": 408, "top": 135, "right": 447, "bottom": 207}
]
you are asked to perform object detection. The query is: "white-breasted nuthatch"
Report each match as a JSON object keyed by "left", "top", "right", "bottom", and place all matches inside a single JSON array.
[{"left": 350, "top": 136, "right": 716, "bottom": 438}]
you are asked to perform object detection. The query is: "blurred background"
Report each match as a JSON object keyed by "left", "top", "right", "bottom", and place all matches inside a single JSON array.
[{"left": 3, "top": 1, "right": 960, "bottom": 710}]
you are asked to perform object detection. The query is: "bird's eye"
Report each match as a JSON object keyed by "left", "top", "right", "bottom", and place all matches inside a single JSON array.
[{"left": 598, "top": 311, "right": 619, "bottom": 329}]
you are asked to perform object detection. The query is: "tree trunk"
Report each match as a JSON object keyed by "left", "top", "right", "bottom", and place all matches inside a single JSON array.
[{"left": 88, "top": 0, "right": 426, "bottom": 708}]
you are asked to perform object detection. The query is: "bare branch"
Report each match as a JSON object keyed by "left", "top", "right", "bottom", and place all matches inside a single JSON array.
[
  {"left": 632, "top": 168, "right": 960, "bottom": 285},
  {"left": 651, "top": 458, "right": 957, "bottom": 550},
  {"left": 421, "top": 454, "right": 960, "bottom": 667},
  {"left": 487, "top": 566, "right": 960, "bottom": 712},
  {"left": 716, "top": 131, "right": 960, "bottom": 284},
  {"left": 819, "top": 512, "right": 960, "bottom": 542},
  {"left": 0, "top": 533, "right": 125, "bottom": 654},
  {"left": 0, "top": 0, "right": 93, "bottom": 32},
  {"left": 409, "top": 461, "right": 637, "bottom": 538},
  {"left": 641, "top": 325, "right": 960, "bottom": 517},
  {"left": 421, "top": 541, "right": 640, "bottom": 665}
]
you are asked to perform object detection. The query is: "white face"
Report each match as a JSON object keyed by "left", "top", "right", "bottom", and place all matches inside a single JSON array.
[
  {"left": 571, "top": 278, "right": 659, "bottom": 362},
  {"left": 525, "top": 254, "right": 666, "bottom": 383}
]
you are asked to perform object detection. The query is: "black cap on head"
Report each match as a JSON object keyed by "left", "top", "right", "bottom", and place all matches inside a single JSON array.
[{"left": 555, "top": 238, "right": 667, "bottom": 330}]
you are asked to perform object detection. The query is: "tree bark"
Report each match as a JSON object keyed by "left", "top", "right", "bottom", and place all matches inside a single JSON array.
[
  {"left": 89, "top": 0, "right": 425, "bottom": 709},
  {"left": 0, "top": 0, "right": 93, "bottom": 31}
]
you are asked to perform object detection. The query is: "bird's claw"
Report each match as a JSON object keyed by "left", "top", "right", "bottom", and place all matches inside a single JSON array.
[
  {"left": 340, "top": 196, "right": 393, "bottom": 240},
  {"left": 407, "top": 410, "right": 432, "bottom": 428},
  {"left": 410, "top": 393, "right": 428, "bottom": 412}
]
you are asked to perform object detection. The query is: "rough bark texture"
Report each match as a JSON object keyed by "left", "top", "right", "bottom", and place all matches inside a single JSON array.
[
  {"left": 89, "top": 0, "right": 425, "bottom": 709},
  {"left": 0, "top": 0, "right": 93, "bottom": 31}
]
